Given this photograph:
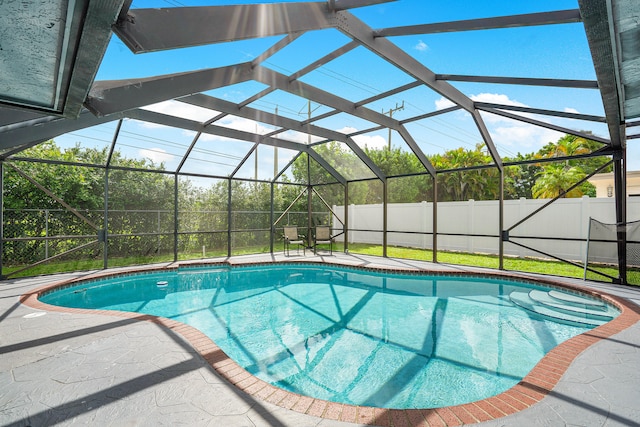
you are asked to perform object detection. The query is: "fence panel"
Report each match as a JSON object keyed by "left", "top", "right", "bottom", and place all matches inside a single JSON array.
[{"left": 336, "top": 197, "right": 640, "bottom": 263}]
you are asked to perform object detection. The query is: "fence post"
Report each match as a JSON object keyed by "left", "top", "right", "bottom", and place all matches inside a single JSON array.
[
  {"left": 348, "top": 204, "right": 354, "bottom": 245},
  {"left": 468, "top": 199, "right": 474, "bottom": 253},
  {"left": 344, "top": 183, "right": 349, "bottom": 252},
  {"left": 422, "top": 200, "right": 428, "bottom": 249},
  {"left": 581, "top": 195, "right": 590, "bottom": 264}
]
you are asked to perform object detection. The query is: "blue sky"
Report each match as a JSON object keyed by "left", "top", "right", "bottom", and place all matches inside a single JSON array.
[{"left": 55, "top": 0, "right": 637, "bottom": 180}]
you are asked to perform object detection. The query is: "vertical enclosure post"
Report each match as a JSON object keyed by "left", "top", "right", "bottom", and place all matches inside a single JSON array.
[
  {"left": 383, "top": 179, "right": 388, "bottom": 257},
  {"left": 499, "top": 168, "right": 505, "bottom": 270},
  {"left": 344, "top": 182, "right": 349, "bottom": 253},
  {"left": 174, "top": 174, "right": 179, "bottom": 262},
  {"left": 103, "top": 119, "right": 121, "bottom": 270},
  {"left": 227, "top": 178, "right": 232, "bottom": 257},
  {"left": 614, "top": 149, "right": 627, "bottom": 284},
  {"left": 270, "top": 182, "right": 275, "bottom": 253},
  {"left": 307, "top": 185, "right": 313, "bottom": 248},
  {"left": 433, "top": 174, "right": 438, "bottom": 263},
  {"left": 103, "top": 168, "right": 109, "bottom": 269},
  {"left": 307, "top": 155, "right": 312, "bottom": 248}
]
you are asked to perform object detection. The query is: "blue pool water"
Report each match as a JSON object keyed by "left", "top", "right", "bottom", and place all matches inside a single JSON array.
[{"left": 40, "top": 264, "right": 616, "bottom": 408}]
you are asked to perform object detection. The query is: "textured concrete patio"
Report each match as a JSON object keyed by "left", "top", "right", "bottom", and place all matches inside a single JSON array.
[{"left": 1, "top": 253, "right": 639, "bottom": 426}]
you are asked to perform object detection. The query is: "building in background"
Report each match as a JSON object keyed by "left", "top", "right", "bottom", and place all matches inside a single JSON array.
[{"left": 589, "top": 171, "right": 640, "bottom": 198}]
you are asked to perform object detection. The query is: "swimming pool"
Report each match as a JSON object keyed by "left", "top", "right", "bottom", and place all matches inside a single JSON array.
[{"left": 39, "top": 263, "right": 619, "bottom": 409}]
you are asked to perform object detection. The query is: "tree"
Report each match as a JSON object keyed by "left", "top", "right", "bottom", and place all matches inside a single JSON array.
[
  {"left": 3, "top": 140, "right": 178, "bottom": 263},
  {"left": 430, "top": 144, "right": 499, "bottom": 201},
  {"left": 532, "top": 164, "right": 587, "bottom": 198},
  {"left": 365, "top": 146, "right": 430, "bottom": 203},
  {"left": 503, "top": 152, "right": 541, "bottom": 200},
  {"left": 532, "top": 134, "right": 611, "bottom": 198}
]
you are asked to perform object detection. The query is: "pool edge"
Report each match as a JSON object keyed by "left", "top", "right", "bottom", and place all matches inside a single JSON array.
[{"left": 19, "top": 260, "right": 640, "bottom": 427}]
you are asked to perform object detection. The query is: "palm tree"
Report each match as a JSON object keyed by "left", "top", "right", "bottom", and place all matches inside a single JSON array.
[
  {"left": 532, "top": 164, "right": 586, "bottom": 198},
  {"left": 539, "top": 134, "right": 591, "bottom": 160}
]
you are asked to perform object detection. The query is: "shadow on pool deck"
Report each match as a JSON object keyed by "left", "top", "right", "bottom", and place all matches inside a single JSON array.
[{"left": 2, "top": 253, "right": 640, "bottom": 427}]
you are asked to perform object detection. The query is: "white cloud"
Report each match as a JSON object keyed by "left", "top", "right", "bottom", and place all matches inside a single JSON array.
[
  {"left": 337, "top": 126, "right": 357, "bottom": 134},
  {"left": 138, "top": 148, "right": 174, "bottom": 164},
  {"left": 198, "top": 116, "right": 275, "bottom": 142},
  {"left": 470, "top": 94, "right": 562, "bottom": 150},
  {"left": 433, "top": 93, "right": 568, "bottom": 152},
  {"left": 435, "top": 93, "right": 527, "bottom": 114},
  {"left": 564, "top": 107, "right": 580, "bottom": 114},
  {"left": 415, "top": 40, "right": 428, "bottom": 52},
  {"left": 470, "top": 93, "right": 526, "bottom": 107},
  {"left": 336, "top": 126, "right": 387, "bottom": 149},
  {"left": 353, "top": 134, "right": 387, "bottom": 150},
  {"left": 490, "top": 124, "right": 563, "bottom": 150},
  {"left": 435, "top": 97, "right": 456, "bottom": 110}
]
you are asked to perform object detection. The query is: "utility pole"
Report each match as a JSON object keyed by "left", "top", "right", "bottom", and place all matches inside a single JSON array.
[{"left": 382, "top": 101, "right": 404, "bottom": 150}]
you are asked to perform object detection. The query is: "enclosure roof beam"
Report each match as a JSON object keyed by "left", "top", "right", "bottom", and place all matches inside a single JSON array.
[
  {"left": 374, "top": 9, "right": 582, "bottom": 37},
  {"left": 126, "top": 109, "right": 310, "bottom": 153},
  {"left": 113, "top": 3, "right": 336, "bottom": 53},
  {"left": 395, "top": 126, "right": 436, "bottom": 177},
  {"left": 0, "top": 107, "right": 57, "bottom": 131},
  {"left": 127, "top": 108, "right": 347, "bottom": 183},
  {"left": 252, "top": 33, "right": 305, "bottom": 67},
  {"left": 474, "top": 102, "right": 607, "bottom": 123},
  {"left": 307, "top": 150, "right": 347, "bottom": 185},
  {"left": 335, "top": 12, "right": 475, "bottom": 112},
  {"left": 180, "top": 94, "right": 343, "bottom": 142},
  {"left": 578, "top": 0, "right": 624, "bottom": 149},
  {"left": 179, "top": 94, "right": 387, "bottom": 182},
  {"left": 274, "top": 152, "right": 303, "bottom": 183},
  {"left": 289, "top": 40, "right": 360, "bottom": 81},
  {"left": 252, "top": 66, "right": 400, "bottom": 129},
  {"left": 327, "top": 0, "right": 397, "bottom": 12},
  {"left": 471, "top": 110, "right": 502, "bottom": 168},
  {"left": 479, "top": 106, "right": 612, "bottom": 145},
  {"left": 250, "top": 68, "right": 396, "bottom": 181},
  {"left": 435, "top": 74, "right": 599, "bottom": 89},
  {"left": 0, "top": 110, "right": 122, "bottom": 153},
  {"left": 84, "top": 63, "right": 254, "bottom": 117},
  {"left": 334, "top": 11, "right": 501, "bottom": 169},
  {"left": 354, "top": 81, "right": 422, "bottom": 107},
  {"left": 399, "top": 105, "right": 462, "bottom": 125}
]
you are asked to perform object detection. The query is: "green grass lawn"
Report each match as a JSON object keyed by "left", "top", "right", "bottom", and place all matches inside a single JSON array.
[
  {"left": 3, "top": 242, "right": 636, "bottom": 286},
  {"left": 344, "top": 243, "right": 637, "bottom": 285}
]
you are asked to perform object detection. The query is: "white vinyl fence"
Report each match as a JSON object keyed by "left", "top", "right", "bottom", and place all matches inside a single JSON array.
[{"left": 333, "top": 197, "right": 640, "bottom": 263}]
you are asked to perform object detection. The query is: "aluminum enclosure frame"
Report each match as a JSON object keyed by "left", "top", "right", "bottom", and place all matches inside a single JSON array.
[{"left": 0, "top": 0, "right": 636, "bottom": 284}]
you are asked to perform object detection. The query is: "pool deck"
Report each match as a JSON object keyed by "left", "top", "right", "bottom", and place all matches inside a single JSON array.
[{"left": 2, "top": 252, "right": 639, "bottom": 427}]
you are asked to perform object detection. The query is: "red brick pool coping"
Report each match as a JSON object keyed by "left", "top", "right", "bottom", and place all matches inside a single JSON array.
[{"left": 20, "top": 260, "right": 640, "bottom": 427}]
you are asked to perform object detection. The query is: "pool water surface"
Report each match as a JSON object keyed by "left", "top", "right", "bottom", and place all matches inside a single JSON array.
[{"left": 39, "top": 263, "right": 617, "bottom": 409}]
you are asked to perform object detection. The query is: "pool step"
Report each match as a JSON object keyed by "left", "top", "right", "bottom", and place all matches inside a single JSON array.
[
  {"left": 548, "top": 290, "right": 606, "bottom": 309},
  {"left": 509, "top": 290, "right": 614, "bottom": 327},
  {"left": 528, "top": 290, "right": 613, "bottom": 321}
]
